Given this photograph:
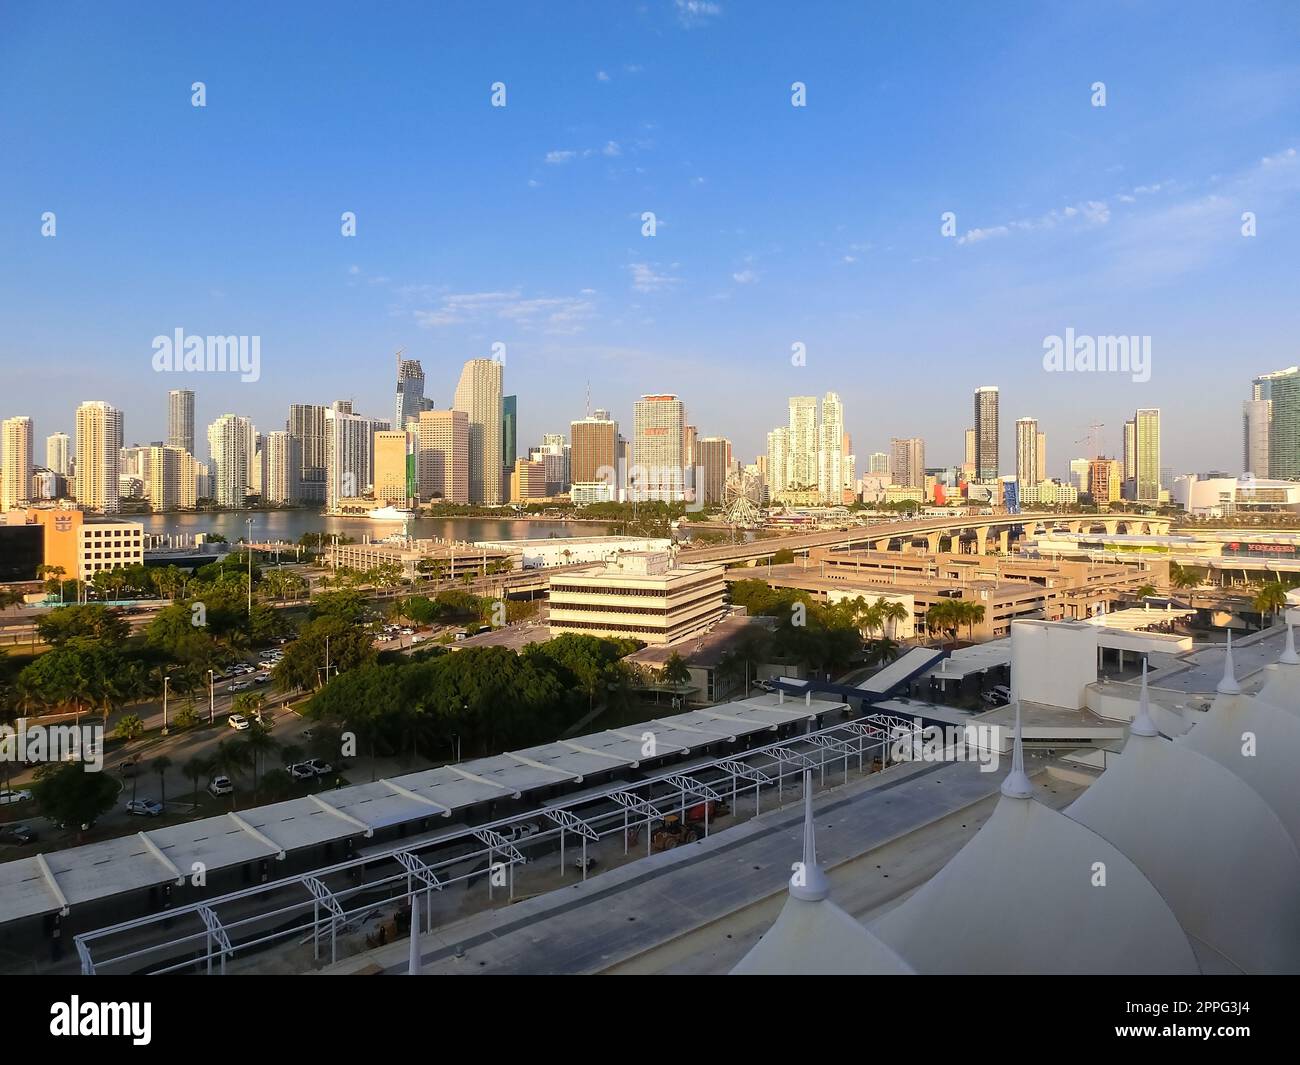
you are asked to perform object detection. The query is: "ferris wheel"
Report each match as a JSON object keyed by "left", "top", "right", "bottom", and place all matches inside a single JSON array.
[{"left": 721, "top": 470, "right": 764, "bottom": 527}]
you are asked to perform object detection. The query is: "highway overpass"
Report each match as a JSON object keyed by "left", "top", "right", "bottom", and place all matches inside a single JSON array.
[{"left": 676, "top": 513, "right": 1173, "bottom": 566}]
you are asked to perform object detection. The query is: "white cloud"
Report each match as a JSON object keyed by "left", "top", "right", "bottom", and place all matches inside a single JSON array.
[
  {"left": 596, "top": 70, "right": 610, "bottom": 81},
  {"left": 545, "top": 150, "right": 577, "bottom": 164},
  {"left": 628, "top": 262, "right": 680, "bottom": 293},
  {"left": 602, "top": 140, "right": 622, "bottom": 157},
  {"left": 732, "top": 269, "right": 759, "bottom": 284},
  {"left": 675, "top": 0, "right": 722, "bottom": 27},
  {"left": 412, "top": 290, "right": 596, "bottom": 334}
]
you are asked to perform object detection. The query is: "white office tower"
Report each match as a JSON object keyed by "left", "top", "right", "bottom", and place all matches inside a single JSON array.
[
  {"left": 46, "top": 432, "right": 70, "bottom": 477},
  {"left": 767, "top": 427, "right": 790, "bottom": 499},
  {"left": 168, "top": 388, "right": 195, "bottom": 455},
  {"left": 868, "top": 451, "right": 890, "bottom": 476},
  {"left": 817, "top": 392, "right": 844, "bottom": 504},
  {"left": 787, "top": 396, "right": 818, "bottom": 490},
  {"left": 324, "top": 407, "right": 388, "bottom": 511},
  {"left": 207, "top": 414, "right": 255, "bottom": 508},
  {"left": 632, "top": 394, "right": 686, "bottom": 501},
  {"left": 453, "top": 358, "right": 504, "bottom": 504},
  {"left": 1, "top": 416, "right": 33, "bottom": 512},
  {"left": 75, "top": 401, "right": 124, "bottom": 513},
  {"left": 264, "top": 431, "right": 301, "bottom": 505}
]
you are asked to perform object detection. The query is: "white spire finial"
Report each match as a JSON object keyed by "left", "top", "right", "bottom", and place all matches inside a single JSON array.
[
  {"left": 1130, "top": 660, "right": 1158, "bottom": 738},
  {"left": 1217, "top": 630, "right": 1241, "bottom": 695},
  {"left": 790, "top": 770, "right": 830, "bottom": 901},
  {"left": 1000, "top": 702, "right": 1034, "bottom": 799},
  {"left": 408, "top": 893, "right": 422, "bottom": 975},
  {"left": 1282, "top": 622, "right": 1298, "bottom": 666}
]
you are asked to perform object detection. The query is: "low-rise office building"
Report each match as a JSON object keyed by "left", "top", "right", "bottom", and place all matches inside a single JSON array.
[{"left": 548, "top": 550, "right": 726, "bottom": 645}]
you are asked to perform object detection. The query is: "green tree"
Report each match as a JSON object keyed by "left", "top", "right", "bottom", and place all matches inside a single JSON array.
[
  {"left": 37, "top": 604, "right": 129, "bottom": 646},
  {"left": 31, "top": 762, "right": 118, "bottom": 838},
  {"left": 182, "top": 754, "right": 210, "bottom": 806},
  {"left": 661, "top": 652, "right": 691, "bottom": 687},
  {"left": 1253, "top": 581, "right": 1288, "bottom": 626},
  {"left": 113, "top": 713, "right": 146, "bottom": 741}
]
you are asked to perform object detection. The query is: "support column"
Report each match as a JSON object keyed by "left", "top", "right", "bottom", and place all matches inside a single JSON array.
[
  {"left": 926, "top": 532, "right": 941, "bottom": 554},
  {"left": 974, "top": 527, "right": 989, "bottom": 555},
  {"left": 998, "top": 530, "right": 1010, "bottom": 554}
]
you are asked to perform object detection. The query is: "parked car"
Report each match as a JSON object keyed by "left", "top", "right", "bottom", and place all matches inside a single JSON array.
[
  {"left": 982, "top": 684, "right": 1013, "bottom": 707},
  {"left": 126, "top": 798, "right": 164, "bottom": 817},
  {"left": 0, "top": 824, "right": 37, "bottom": 845},
  {"left": 230, "top": 664, "right": 256, "bottom": 675},
  {"left": 0, "top": 788, "right": 33, "bottom": 807},
  {"left": 410, "top": 634, "right": 426, "bottom": 644},
  {"left": 207, "top": 776, "right": 234, "bottom": 797},
  {"left": 251, "top": 673, "right": 270, "bottom": 684},
  {"left": 228, "top": 713, "right": 251, "bottom": 731},
  {"left": 303, "top": 758, "right": 333, "bottom": 777},
  {"left": 497, "top": 821, "right": 541, "bottom": 843},
  {"left": 572, "top": 854, "right": 596, "bottom": 872},
  {"left": 229, "top": 680, "right": 253, "bottom": 693},
  {"left": 287, "top": 763, "right": 316, "bottom": 782}
]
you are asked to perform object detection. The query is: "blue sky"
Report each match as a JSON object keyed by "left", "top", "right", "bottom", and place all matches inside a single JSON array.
[{"left": 2, "top": 0, "right": 1299, "bottom": 477}]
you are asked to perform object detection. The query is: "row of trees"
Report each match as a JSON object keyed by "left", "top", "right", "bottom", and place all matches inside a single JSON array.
[{"left": 304, "top": 634, "right": 643, "bottom": 764}]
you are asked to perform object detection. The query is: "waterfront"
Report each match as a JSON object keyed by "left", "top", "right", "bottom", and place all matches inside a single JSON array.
[{"left": 137, "top": 510, "right": 615, "bottom": 544}]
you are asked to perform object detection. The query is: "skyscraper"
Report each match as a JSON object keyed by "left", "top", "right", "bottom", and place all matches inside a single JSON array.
[
  {"left": 766, "top": 427, "right": 790, "bottom": 500},
  {"left": 168, "top": 389, "right": 195, "bottom": 456},
  {"left": 207, "top": 414, "right": 254, "bottom": 508},
  {"left": 632, "top": 394, "right": 685, "bottom": 500},
  {"left": 146, "top": 445, "right": 194, "bottom": 511},
  {"left": 1243, "top": 398, "right": 1270, "bottom": 477},
  {"left": 570, "top": 412, "right": 618, "bottom": 491},
  {"left": 394, "top": 359, "right": 427, "bottom": 430},
  {"left": 964, "top": 428, "right": 976, "bottom": 468},
  {"left": 818, "top": 392, "right": 844, "bottom": 504},
  {"left": 453, "top": 358, "right": 504, "bottom": 504},
  {"left": 1, "top": 416, "right": 33, "bottom": 512},
  {"left": 890, "top": 437, "right": 925, "bottom": 489},
  {"left": 787, "top": 396, "right": 818, "bottom": 490},
  {"left": 264, "top": 431, "right": 301, "bottom": 506},
  {"left": 1134, "top": 408, "right": 1161, "bottom": 503},
  {"left": 324, "top": 408, "right": 387, "bottom": 510},
  {"left": 1015, "top": 417, "right": 1040, "bottom": 487},
  {"left": 1254, "top": 367, "right": 1300, "bottom": 481},
  {"left": 502, "top": 394, "right": 517, "bottom": 477},
  {"left": 868, "top": 451, "right": 890, "bottom": 476},
  {"left": 373, "top": 430, "right": 415, "bottom": 506},
  {"left": 46, "top": 432, "right": 70, "bottom": 477},
  {"left": 75, "top": 401, "right": 123, "bottom": 513},
  {"left": 974, "top": 386, "right": 999, "bottom": 481},
  {"left": 1122, "top": 419, "right": 1137, "bottom": 499},
  {"left": 698, "top": 436, "right": 732, "bottom": 505},
  {"left": 417, "top": 410, "right": 469, "bottom": 504},
  {"left": 288, "top": 404, "right": 328, "bottom": 503}
]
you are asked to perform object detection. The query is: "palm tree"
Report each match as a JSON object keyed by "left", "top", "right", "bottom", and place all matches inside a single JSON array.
[
  {"left": 1134, "top": 584, "right": 1157, "bottom": 601},
  {"left": 661, "top": 653, "right": 692, "bottom": 688},
  {"left": 960, "top": 601, "right": 986, "bottom": 642},
  {"left": 240, "top": 722, "right": 280, "bottom": 798},
  {"left": 876, "top": 599, "right": 910, "bottom": 641},
  {"left": 151, "top": 755, "right": 173, "bottom": 812},
  {"left": 182, "top": 755, "right": 210, "bottom": 807},
  {"left": 926, "top": 599, "right": 959, "bottom": 648},
  {"left": 1253, "top": 581, "right": 1288, "bottom": 627},
  {"left": 1169, "top": 562, "right": 1204, "bottom": 609}
]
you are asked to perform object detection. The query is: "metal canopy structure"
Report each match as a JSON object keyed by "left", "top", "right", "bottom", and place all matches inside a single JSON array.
[
  {"left": 0, "top": 693, "right": 823, "bottom": 929},
  {"left": 70, "top": 707, "right": 913, "bottom": 975}
]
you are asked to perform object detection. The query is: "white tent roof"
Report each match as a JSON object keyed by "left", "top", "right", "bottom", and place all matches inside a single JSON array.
[
  {"left": 1066, "top": 670, "right": 1300, "bottom": 974},
  {"left": 1177, "top": 690, "right": 1300, "bottom": 850},
  {"left": 870, "top": 708, "right": 1197, "bottom": 974},
  {"left": 732, "top": 772, "right": 913, "bottom": 976},
  {"left": 1254, "top": 623, "right": 1300, "bottom": 720}
]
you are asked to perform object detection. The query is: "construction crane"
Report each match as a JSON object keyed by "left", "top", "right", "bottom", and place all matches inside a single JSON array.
[{"left": 1076, "top": 421, "right": 1104, "bottom": 457}]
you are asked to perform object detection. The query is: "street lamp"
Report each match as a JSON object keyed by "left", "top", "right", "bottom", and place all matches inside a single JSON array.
[
  {"left": 207, "top": 669, "right": 216, "bottom": 724},
  {"left": 161, "top": 673, "right": 171, "bottom": 736},
  {"left": 245, "top": 517, "right": 255, "bottom": 617}
]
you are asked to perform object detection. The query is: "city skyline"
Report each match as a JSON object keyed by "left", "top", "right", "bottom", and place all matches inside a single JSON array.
[{"left": 3, "top": 4, "right": 1299, "bottom": 472}]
